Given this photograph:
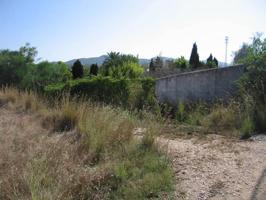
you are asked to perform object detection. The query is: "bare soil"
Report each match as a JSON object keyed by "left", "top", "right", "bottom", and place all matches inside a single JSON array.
[{"left": 159, "top": 134, "right": 266, "bottom": 200}]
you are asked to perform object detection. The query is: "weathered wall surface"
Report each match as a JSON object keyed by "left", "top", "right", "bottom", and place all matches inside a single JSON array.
[{"left": 155, "top": 65, "right": 245, "bottom": 104}]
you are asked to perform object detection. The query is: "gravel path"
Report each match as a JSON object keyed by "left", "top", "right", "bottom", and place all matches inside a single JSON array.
[{"left": 158, "top": 135, "right": 266, "bottom": 200}]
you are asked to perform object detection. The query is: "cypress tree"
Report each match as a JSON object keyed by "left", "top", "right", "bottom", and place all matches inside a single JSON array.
[
  {"left": 71, "top": 59, "right": 84, "bottom": 79},
  {"left": 90, "top": 63, "right": 98, "bottom": 76},
  {"left": 189, "top": 43, "right": 200, "bottom": 69}
]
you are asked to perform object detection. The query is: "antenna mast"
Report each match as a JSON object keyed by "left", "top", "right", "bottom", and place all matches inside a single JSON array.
[{"left": 225, "top": 36, "right": 229, "bottom": 67}]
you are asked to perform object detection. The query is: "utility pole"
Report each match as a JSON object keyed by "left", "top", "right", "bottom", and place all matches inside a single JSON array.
[{"left": 225, "top": 36, "right": 229, "bottom": 67}]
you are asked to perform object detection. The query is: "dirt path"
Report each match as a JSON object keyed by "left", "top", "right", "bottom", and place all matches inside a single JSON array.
[{"left": 159, "top": 135, "right": 266, "bottom": 200}]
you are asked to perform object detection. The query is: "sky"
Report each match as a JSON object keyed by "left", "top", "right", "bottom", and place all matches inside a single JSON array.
[{"left": 0, "top": 0, "right": 266, "bottom": 63}]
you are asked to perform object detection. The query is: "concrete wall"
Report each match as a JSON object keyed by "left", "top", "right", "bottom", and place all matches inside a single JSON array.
[{"left": 155, "top": 65, "right": 245, "bottom": 104}]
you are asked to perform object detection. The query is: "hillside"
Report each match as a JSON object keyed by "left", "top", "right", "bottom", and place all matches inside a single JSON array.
[
  {"left": 65, "top": 56, "right": 174, "bottom": 67},
  {"left": 65, "top": 55, "right": 108, "bottom": 66}
]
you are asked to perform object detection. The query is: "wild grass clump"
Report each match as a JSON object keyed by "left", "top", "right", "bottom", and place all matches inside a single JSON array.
[
  {"left": 185, "top": 102, "right": 208, "bottom": 126},
  {"left": 26, "top": 154, "right": 59, "bottom": 200},
  {"left": 0, "top": 87, "right": 43, "bottom": 112},
  {"left": 171, "top": 99, "right": 255, "bottom": 138},
  {"left": 201, "top": 104, "right": 237, "bottom": 130},
  {"left": 42, "top": 97, "right": 81, "bottom": 132},
  {"left": 76, "top": 102, "right": 174, "bottom": 198}
]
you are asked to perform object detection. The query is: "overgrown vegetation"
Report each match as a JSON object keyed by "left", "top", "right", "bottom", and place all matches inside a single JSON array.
[
  {"left": 101, "top": 52, "right": 144, "bottom": 79},
  {"left": 234, "top": 33, "right": 266, "bottom": 133},
  {"left": 44, "top": 76, "right": 158, "bottom": 111},
  {"left": 164, "top": 100, "right": 252, "bottom": 138},
  {"left": 23, "top": 61, "right": 71, "bottom": 91},
  {"left": 0, "top": 87, "right": 174, "bottom": 199}
]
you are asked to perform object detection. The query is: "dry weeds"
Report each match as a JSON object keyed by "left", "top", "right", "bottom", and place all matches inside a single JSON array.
[{"left": 0, "top": 88, "right": 174, "bottom": 199}]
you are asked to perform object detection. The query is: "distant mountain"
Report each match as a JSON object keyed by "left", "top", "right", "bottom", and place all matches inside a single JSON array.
[
  {"left": 65, "top": 55, "right": 108, "bottom": 67},
  {"left": 140, "top": 57, "right": 175, "bottom": 66},
  {"left": 65, "top": 56, "right": 174, "bottom": 67}
]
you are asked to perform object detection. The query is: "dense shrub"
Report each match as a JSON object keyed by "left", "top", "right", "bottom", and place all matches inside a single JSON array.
[
  {"left": 22, "top": 61, "right": 71, "bottom": 91},
  {"left": 70, "top": 76, "right": 130, "bottom": 106},
  {"left": 109, "top": 61, "right": 144, "bottom": 79},
  {"left": 44, "top": 76, "right": 157, "bottom": 110},
  {"left": 101, "top": 52, "right": 144, "bottom": 78},
  {"left": 174, "top": 56, "right": 188, "bottom": 71},
  {"left": 235, "top": 34, "right": 266, "bottom": 133}
]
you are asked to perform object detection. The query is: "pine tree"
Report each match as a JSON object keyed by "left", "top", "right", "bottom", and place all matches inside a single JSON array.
[
  {"left": 71, "top": 59, "right": 84, "bottom": 79},
  {"left": 189, "top": 43, "right": 200, "bottom": 69},
  {"left": 90, "top": 63, "right": 98, "bottom": 76}
]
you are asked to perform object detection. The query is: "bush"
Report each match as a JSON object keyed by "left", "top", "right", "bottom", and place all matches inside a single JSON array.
[
  {"left": 44, "top": 76, "right": 158, "bottom": 110},
  {"left": 71, "top": 76, "right": 130, "bottom": 106},
  {"left": 22, "top": 61, "right": 71, "bottom": 91},
  {"left": 109, "top": 61, "right": 144, "bottom": 79},
  {"left": 101, "top": 52, "right": 144, "bottom": 79},
  {"left": 240, "top": 117, "right": 254, "bottom": 139},
  {"left": 174, "top": 56, "right": 188, "bottom": 71},
  {"left": 235, "top": 34, "right": 266, "bottom": 132}
]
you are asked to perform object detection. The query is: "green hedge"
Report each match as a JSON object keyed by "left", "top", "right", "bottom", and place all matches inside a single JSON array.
[{"left": 44, "top": 76, "right": 157, "bottom": 109}]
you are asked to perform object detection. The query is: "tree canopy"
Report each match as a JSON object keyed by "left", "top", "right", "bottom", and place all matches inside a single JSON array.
[
  {"left": 0, "top": 43, "right": 37, "bottom": 86},
  {"left": 101, "top": 52, "right": 143, "bottom": 78},
  {"left": 174, "top": 56, "right": 188, "bottom": 70},
  {"left": 22, "top": 61, "right": 71, "bottom": 90}
]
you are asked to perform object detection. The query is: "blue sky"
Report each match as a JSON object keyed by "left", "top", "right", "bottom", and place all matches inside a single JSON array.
[{"left": 0, "top": 0, "right": 266, "bottom": 62}]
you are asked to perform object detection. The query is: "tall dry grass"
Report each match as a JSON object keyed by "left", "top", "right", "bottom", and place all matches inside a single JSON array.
[{"left": 0, "top": 87, "right": 174, "bottom": 200}]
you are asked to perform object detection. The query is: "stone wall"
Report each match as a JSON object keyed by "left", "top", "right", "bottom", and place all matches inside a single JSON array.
[{"left": 155, "top": 65, "right": 245, "bottom": 104}]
